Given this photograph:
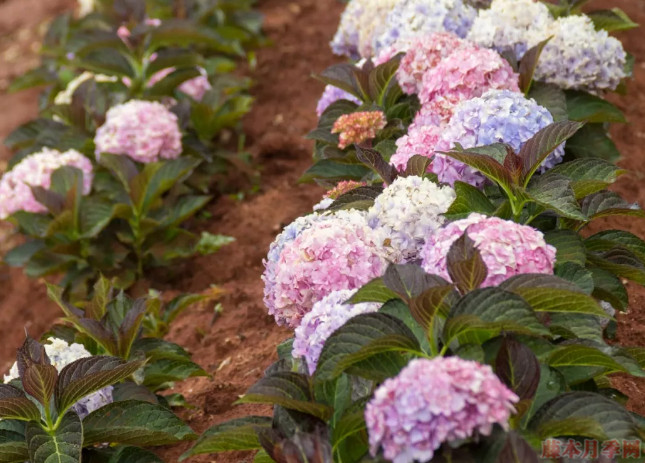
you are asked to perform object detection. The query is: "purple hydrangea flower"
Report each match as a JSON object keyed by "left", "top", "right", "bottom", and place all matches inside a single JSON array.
[
  {"left": 421, "top": 213, "right": 556, "bottom": 287},
  {"left": 367, "top": 176, "right": 456, "bottom": 261},
  {"left": 263, "top": 210, "right": 388, "bottom": 328},
  {"left": 365, "top": 357, "right": 518, "bottom": 463},
  {"left": 372, "top": 0, "right": 477, "bottom": 58},
  {"left": 316, "top": 85, "right": 362, "bottom": 117},
  {"left": 3, "top": 338, "right": 113, "bottom": 419},
  {"left": 292, "top": 289, "right": 380, "bottom": 373},
  {"left": 431, "top": 89, "right": 562, "bottom": 185},
  {"left": 94, "top": 100, "right": 182, "bottom": 163}
]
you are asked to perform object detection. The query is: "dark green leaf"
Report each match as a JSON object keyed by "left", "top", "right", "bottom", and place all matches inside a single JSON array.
[
  {"left": 408, "top": 284, "right": 458, "bottom": 330},
  {"left": 495, "top": 337, "right": 540, "bottom": 400},
  {"left": 590, "top": 267, "right": 628, "bottom": 311},
  {"left": 565, "top": 124, "right": 621, "bottom": 163},
  {"left": 83, "top": 400, "right": 196, "bottom": 446},
  {"left": 445, "top": 181, "right": 495, "bottom": 219},
  {"left": 548, "top": 158, "right": 625, "bottom": 198},
  {"left": 544, "top": 230, "right": 586, "bottom": 266},
  {"left": 585, "top": 230, "right": 645, "bottom": 261},
  {"left": 519, "top": 38, "right": 551, "bottom": 94},
  {"left": 446, "top": 233, "right": 488, "bottom": 294},
  {"left": 554, "top": 263, "right": 593, "bottom": 294},
  {"left": 3, "top": 241, "right": 46, "bottom": 268},
  {"left": 439, "top": 147, "right": 514, "bottom": 190},
  {"left": 528, "top": 83, "right": 568, "bottom": 122},
  {"left": 0, "top": 386, "right": 41, "bottom": 422},
  {"left": 346, "top": 278, "right": 398, "bottom": 304},
  {"left": 355, "top": 146, "right": 398, "bottom": 184},
  {"left": 315, "top": 64, "right": 368, "bottom": 101},
  {"left": 300, "top": 160, "right": 370, "bottom": 183},
  {"left": 566, "top": 91, "right": 626, "bottom": 123},
  {"left": 0, "top": 429, "right": 28, "bottom": 463},
  {"left": 26, "top": 412, "right": 82, "bottom": 463},
  {"left": 22, "top": 364, "right": 57, "bottom": 407},
  {"left": 382, "top": 264, "right": 450, "bottom": 301},
  {"left": 588, "top": 8, "right": 638, "bottom": 32},
  {"left": 580, "top": 191, "right": 645, "bottom": 221},
  {"left": 526, "top": 173, "right": 586, "bottom": 220},
  {"left": 547, "top": 345, "right": 627, "bottom": 374},
  {"left": 106, "top": 446, "right": 164, "bottom": 463}
]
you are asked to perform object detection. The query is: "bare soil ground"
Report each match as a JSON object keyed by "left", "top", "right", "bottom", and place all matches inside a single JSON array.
[{"left": 0, "top": 1, "right": 643, "bottom": 462}]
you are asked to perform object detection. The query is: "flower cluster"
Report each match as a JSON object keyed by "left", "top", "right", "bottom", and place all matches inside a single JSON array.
[
  {"left": 332, "top": 111, "right": 387, "bottom": 149},
  {"left": 467, "top": 0, "right": 553, "bottom": 59},
  {"left": 263, "top": 210, "right": 387, "bottom": 328},
  {"left": 432, "top": 89, "right": 562, "bottom": 185},
  {"left": 331, "top": 0, "right": 398, "bottom": 59},
  {"left": 316, "top": 85, "right": 361, "bottom": 116},
  {"left": 292, "top": 289, "right": 380, "bottom": 373},
  {"left": 421, "top": 213, "right": 556, "bottom": 287},
  {"left": 397, "top": 32, "right": 469, "bottom": 95},
  {"left": 372, "top": 0, "right": 477, "bottom": 58},
  {"left": 365, "top": 357, "right": 518, "bottom": 463},
  {"left": 419, "top": 46, "right": 520, "bottom": 120},
  {"left": 0, "top": 148, "right": 94, "bottom": 219},
  {"left": 535, "top": 15, "right": 627, "bottom": 93},
  {"left": 367, "top": 176, "right": 456, "bottom": 261},
  {"left": 94, "top": 100, "right": 183, "bottom": 163},
  {"left": 390, "top": 108, "right": 443, "bottom": 171},
  {"left": 3, "top": 338, "right": 113, "bottom": 418}
]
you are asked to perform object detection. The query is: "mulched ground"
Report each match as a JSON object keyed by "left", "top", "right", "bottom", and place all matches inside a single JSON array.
[{"left": 0, "top": 1, "right": 643, "bottom": 461}]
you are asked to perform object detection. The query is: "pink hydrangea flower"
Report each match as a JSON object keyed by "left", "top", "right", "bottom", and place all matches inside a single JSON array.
[
  {"left": 419, "top": 46, "right": 520, "bottom": 121},
  {"left": 398, "top": 33, "right": 471, "bottom": 95},
  {"left": 326, "top": 180, "right": 367, "bottom": 199},
  {"left": 420, "top": 213, "right": 556, "bottom": 287},
  {"left": 94, "top": 100, "right": 182, "bottom": 163},
  {"left": 332, "top": 111, "right": 387, "bottom": 149},
  {"left": 391, "top": 106, "right": 444, "bottom": 171},
  {"left": 265, "top": 210, "right": 388, "bottom": 328},
  {"left": 365, "top": 357, "right": 518, "bottom": 463},
  {"left": 146, "top": 67, "right": 212, "bottom": 101},
  {"left": 0, "top": 148, "right": 93, "bottom": 219},
  {"left": 292, "top": 289, "right": 380, "bottom": 373}
]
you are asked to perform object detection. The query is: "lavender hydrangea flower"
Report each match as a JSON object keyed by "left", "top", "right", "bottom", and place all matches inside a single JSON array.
[
  {"left": 0, "top": 148, "right": 94, "bottom": 219},
  {"left": 533, "top": 15, "right": 627, "bottom": 93},
  {"left": 365, "top": 357, "right": 518, "bottom": 463},
  {"left": 3, "top": 338, "right": 113, "bottom": 419},
  {"left": 94, "top": 100, "right": 182, "bottom": 163},
  {"left": 372, "top": 0, "right": 477, "bottom": 58},
  {"left": 467, "top": 0, "right": 553, "bottom": 59},
  {"left": 263, "top": 210, "right": 387, "bottom": 328},
  {"left": 432, "top": 89, "right": 562, "bottom": 185},
  {"left": 316, "top": 85, "right": 361, "bottom": 117},
  {"left": 367, "top": 176, "right": 456, "bottom": 261},
  {"left": 421, "top": 213, "right": 556, "bottom": 287},
  {"left": 293, "top": 289, "right": 380, "bottom": 373}
]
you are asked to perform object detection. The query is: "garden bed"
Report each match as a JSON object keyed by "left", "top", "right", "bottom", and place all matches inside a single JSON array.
[{"left": 0, "top": 0, "right": 644, "bottom": 461}]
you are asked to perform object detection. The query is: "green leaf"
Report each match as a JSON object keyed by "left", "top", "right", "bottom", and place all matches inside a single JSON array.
[
  {"left": 355, "top": 146, "right": 398, "bottom": 184},
  {"left": 528, "top": 83, "right": 568, "bottom": 122},
  {"left": 368, "top": 54, "right": 403, "bottom": 105},
  {"left": 22, "top": 364, "right": 57, "bottom": 407},
  {"left": 544, "top": 230, "right": 586, "bottom": 266},
  {"left": 519, "top": 121, "right": 585, "bottom": 181},
  {"left": 141, "top": 358, "right": 208, "bottom": 390},
  {"left": 0, "top": 429, "right": 28, "bottom": 463},
  {"left": 549, "top": 313, "right": 603, "bottom": 342},
  {"left": 526, "top": 173, "right": 586, "bottom": 220},
  {"left": 10, "top": 212, "right": 50, "bottom": 237},
  {"left": 382, "top": 264, "right": 450, "bottom": 302},
  {"left": 300, "top": 160, "right": 370, "bottom": 183},
  {"left": 495, "top": 337, "right": 540, "bottom": 400},
  {"left": 4, "top": 241, "right": 46, "bottom": 267},
  {"left": 445, "top": 181, "right": 495, "bottom": 219},
  {"left": 0, "top": 386, "right": 41, "bottom": 422},
  {"left": 98, "top": 153, "right": 138, "bottom": 192},
  {"left": 408, "top": 284, "right": 458, "bottom": 330},
  {"left": 80, "top": 197, "right": 115, "bottom": 238},
  {"left": 587, "top": 248, "right": 645, "bottom": 285},
  {"left": 446, "top": 232, "right": 488, "bottom": 294},
  {"left": 237, "top": 372, "right": 332, "bottom": 420},
  {"left": 590, "top": 267, "right": 628, "bottom": 311},
  {"left": 328, "top": 186, "right": 383, "bottom": 211},
  {"left": 565, "top": 124, "right": 621, "bottom": 163},
  {"left": 163, "top": 196, "right": 212, "bottom": 228},
  {"left": 529, "top": 392, "right": 639, "bottom": 440},
  {"left": 55, "top": 356, "right": 143, "bottom": 414},
  {"left": 179, "top": 416, "right": 271, "bottom": 459},
  {"left": 315, "top": 64, "right": 368, "bottom": 101},
  {"left": 554, "top": 263, "right": 593, "bottom": 294},
  {"left": 536, "top": 417, "right": 607, "bottom": 441},
  {"left": 315, "top": 313, "right": 418, "bottom": 382},
  {"left": 347, "top": 278, "right": 398, "bottom": 304},
  {"left": 439, "top": 147, "right": 514, "bottom": 191},
  {"left": 106, "top": 446, "right": 165, "bottom": 463},
  {"left": 332, "top": 408, "right": 368, "bottom": 460},
  {"left": 83, "top": 400, "right": 196, "bottom": 446},
  {"left": 566, "top": 91, "right": 626, "bottom": 123},
  {"left": 588, "top": 8, "right": 638, "bottom": 32},
  {"left": 585, "top": 230, "right": 645, "bottom": 261},
  {"left": 26, "top": 412, "right": 82, "bottom": 463},
  {"left": 444, "top": 288, "right": 549, "bottom": 345},
  {"left": 135, "top": 157, "right": 202, "bottom": 213},
  {"left": 548, "top": 158, "right": 625, "bottom": 199},
  {"left": 403, "top": 155, "right": 432, "bottom": 177},
  {"left": 519, "top": 38, "right": 551, "bottom": 94},
  {"left": 500, "top": 274, "right": 610, "bottom": 317},
  {"left": 547, "top": 345, "right": 628, "bottom": 374},
  {"left": 580, "top": 191, "right": 645, "bottom": 221}
]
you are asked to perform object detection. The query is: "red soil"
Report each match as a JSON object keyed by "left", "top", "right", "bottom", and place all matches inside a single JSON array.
[{"left": 0, "top": 1, "right": 643, "bottom": 462}]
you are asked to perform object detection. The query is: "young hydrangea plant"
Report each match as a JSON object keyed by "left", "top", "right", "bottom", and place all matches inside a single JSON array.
[
  {"left": 4, "top": 338, "right": 113, "bottom": 418},
  {"left": 0, "top": 148, "right": 93, "bottom": 219},
  {"left": 421, "top": 212, "right": 557, "bottom": 287},
  {"left": 263, "top": 209, "right": 388, "bottom": 328},
  {"left": 94, "top": 100, "right": 183, "bottom": 163},
  {"left": 418, "top": 45, "right": 520, "bottom": 121},
  {"left": 367, "top": 175, "right": 456, "bottom": 262},
  {"left": 365, "top": 357, "right": 519, "bottom": 463},
  {"left": 467, "top": 0, "right": 553, "bottom": 59},
  {"left": 292, "top": 289, "right": 380, "bottom": 374},
  {"left": 533, "top": 14, "right": 627, "bottom": 93},
  {"left": 372, "top": 0, "right": 477, "bottom": 58},
  {"left": 431, "top": 89, "right": 563, "bottom": 185}
]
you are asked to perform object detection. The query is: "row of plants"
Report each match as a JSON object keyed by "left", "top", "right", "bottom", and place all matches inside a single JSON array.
[
  {"left": 2, "top": 0, "right": 265, "bottom": 295},
  {"left": 182, "top": 0, "right": 645, "bottom": 462},
  {"left": 0, "top": 0, "right": 263, "bottom": 461}
]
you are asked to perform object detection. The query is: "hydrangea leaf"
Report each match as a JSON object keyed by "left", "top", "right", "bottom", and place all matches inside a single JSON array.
[
  {"left": 528, "top": 82, "right": 568, "bottom": 122},
  {"left": 566, "top": 91, "right": 626, "bottom": 123},
  {"left": 382, "top": 264, "right": 451, "bottom": 302},
  {"left": 0, "top": 429, "right": 28, "bottom": 463},
  {"left": 564, "top": 123, "right": 621, "bottom": 163},
  {"left": 83, "top": 400, "right": 196, "bottom": 446},
  {"left": 495, "top": 337, "right": 540, "bottom": 400},
  {"left": 446, "top": 232, "right": 488, "bottom": 294},
  {"left": 544, "top": 230, "right": 586, "bottom": 266},
  {"left": 588, "top": 8, "right": 638, "bottom": 32},
  {"left": 526, "top": 173, "right": 586, "bottom": 220},
  {"left": 26, "top": 412, "right": 82, "bottom": 463},
  {"left": 0, "top": 386, "right": 41, "bottom": 422},
  {"left": 346, "top": 278, "right": 399, "bottom": 304},
  {"left": 519, "top": 37, "right": 551, "bottom": 94}
]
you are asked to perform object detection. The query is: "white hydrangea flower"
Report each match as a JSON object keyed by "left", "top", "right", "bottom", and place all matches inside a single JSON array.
[
  {"left": 467, "top": 0, "right": 553, "bottom": 59},
  {"left": 77, "top": 0, "right": 97, "bottom": 16},
  {"left": 367, "top": 176, "right": 456, "bottom": 261},
  {"left": 4, "top": 338, "right": 113, "bottom": 418},
  {"left": 532, "top": 15, "right": 627, "bottom": 93},
  {"left": 54, "top": 72, "right": 119, "bottom": 105}
]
